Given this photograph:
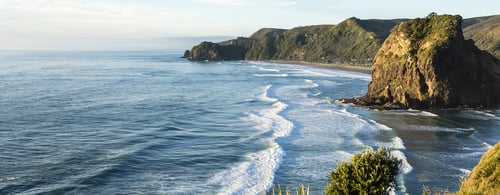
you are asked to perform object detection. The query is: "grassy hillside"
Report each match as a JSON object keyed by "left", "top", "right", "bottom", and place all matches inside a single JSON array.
[
  {"left": 458, "top": 142, "right": 500, "bottom": 195},
  {"left": 188, "top": 17, "right": 404, "bottom": 64},
  {"left": 244, "top": 17, "right": 405, "bottom": 64},
  {"left": 463, "top": 15, "right": 500, "bottom": 59},
  {"left": 188, "top": 14, "right": 500, "bottom": 63}
]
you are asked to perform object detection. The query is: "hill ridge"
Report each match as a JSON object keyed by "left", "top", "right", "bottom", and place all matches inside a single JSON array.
[{"left": 186, "top": 14, "right": 500, "bottom": 63}]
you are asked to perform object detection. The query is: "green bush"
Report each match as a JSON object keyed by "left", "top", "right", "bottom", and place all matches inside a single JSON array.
[
  {"left": 263, "top": 184, "right": 310, "bottom": 195},
  {"left": 325, "top": 147, "right": 402, "bottom": 195}
]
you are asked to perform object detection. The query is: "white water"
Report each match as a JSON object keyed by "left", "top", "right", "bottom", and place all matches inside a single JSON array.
[
  {"left": 2, "top": 51, "right": 498, "bottom": 195},
  {"left": 209, "top": 85, "right": 294, "bottom": 194}
]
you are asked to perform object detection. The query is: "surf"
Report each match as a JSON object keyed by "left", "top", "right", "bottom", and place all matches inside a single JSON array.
[{"left": 209, "top": 84, "right": 294, "bottom": 194}]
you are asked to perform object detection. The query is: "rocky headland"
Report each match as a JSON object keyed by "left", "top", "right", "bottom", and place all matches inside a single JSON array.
[
  {"left": 345, "top": 13, "right": 500, "bottom": 109},
  {"left": 185, "top": 14, "right": 499, "bottom": 65},
  {"left": 187, "top": 17, "right": 406, "bottom": 65}
]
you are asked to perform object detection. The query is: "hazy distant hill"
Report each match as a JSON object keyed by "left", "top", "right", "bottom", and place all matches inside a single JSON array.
[
  {"left": 187, "top": 14, "right": 499, "bottom": 63},
  {"left": 463, "top": 15, "right": 500, "bottom": 59}
]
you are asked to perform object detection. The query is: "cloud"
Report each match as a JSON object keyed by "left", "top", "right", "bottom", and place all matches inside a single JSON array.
[
  {"left": 0, "top": 0, "right": 214, "bottom": 50},
  {"left": 0, "top": 0, "right": 190, "bottom": 38},
  {"left": 0, "top": 0, "right": 268, "bottom": 50},
  {"left": 194, "top": 0, "right": 297, "bottom": 7}
]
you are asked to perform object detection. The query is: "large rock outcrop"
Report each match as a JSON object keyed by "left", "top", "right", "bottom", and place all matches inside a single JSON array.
[{"left": 347, "top": 14, "right": 500, "bottom": 109}]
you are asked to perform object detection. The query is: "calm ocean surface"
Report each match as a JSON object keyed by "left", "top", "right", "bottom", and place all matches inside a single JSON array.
[{"left": 1, "top": 51, "right": 498, "bottom": 194}]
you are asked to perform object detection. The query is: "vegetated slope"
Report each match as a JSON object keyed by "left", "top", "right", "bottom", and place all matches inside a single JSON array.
[
  {"left": 188, "top": 17, "right": 406, "bottom": 64},
  {"left": 458, "top": 142, "right": 500, "bottom": 195},
  {"left": 463, "top": 15, "right": 500, "bottom": 59},
  {"left": 187, "top": 14, "right": 499, "bottom": 63},
  {"left": 345, "top": 13, "right": 500, "bottom": 109}
]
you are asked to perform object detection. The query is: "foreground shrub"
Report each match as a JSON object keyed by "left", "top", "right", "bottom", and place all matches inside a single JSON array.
[
  {"left": 325, "top": 147, "right": 401, "bottom": 195},
  {"left": 263, "top": 184, "right": 309, "bottom": 195}
]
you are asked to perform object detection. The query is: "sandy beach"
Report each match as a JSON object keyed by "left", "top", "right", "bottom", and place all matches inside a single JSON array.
[{"left": 268, "top": 60, "right": 372, "bottom": 74}]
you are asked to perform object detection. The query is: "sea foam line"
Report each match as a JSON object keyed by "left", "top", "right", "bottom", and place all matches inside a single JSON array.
[
  {"left": 209, "top": 85, "right": 294, "bottom": 194},
  {"left": 254, "top": 73, "right": 289, "bottom": 77}
]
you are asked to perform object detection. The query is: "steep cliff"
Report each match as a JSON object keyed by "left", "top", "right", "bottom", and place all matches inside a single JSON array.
[
  {"left": 347, "top": 14, "right": 500, "bottom": 109},
  {"left": 188, "top": 17, "right": 404, "bottom": 64},
  {"left": 186, "top": 15, "right": 499, "bottom": 63},
  {"left": 458, "top": 142, "right": 500, "bottom": 195},
  {"left": 189, "top": 38, "right": 254, "bottom": 61}
]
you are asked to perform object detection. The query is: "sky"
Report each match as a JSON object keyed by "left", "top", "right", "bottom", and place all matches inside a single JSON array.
[{"left": 0, "top": 0, "right": 498, "bottom": 50}]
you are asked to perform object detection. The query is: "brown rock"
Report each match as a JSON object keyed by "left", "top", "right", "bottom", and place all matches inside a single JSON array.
[{"left": 352, "top": 13, "right": 500, "bottom": 109}]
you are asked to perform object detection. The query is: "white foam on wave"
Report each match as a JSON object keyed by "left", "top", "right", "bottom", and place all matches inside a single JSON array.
[
  {"left": 254, "top": 73, "right": 288, "bottom": 77},
  {"left": 391, "top": 150, "right": 413, "bottom": 174},
  {"left": 391, "top": 137, "right": 406, "bottom": 150},
  {"left": 367, "top": 119, "right": 392, "bottom": 130},
  {"left": 406, "top": 125, "right": 475, "bottom": 133},
  {"left": 242, "top": 112, "right": 272, "bottom": 132},
  {"left": 332, "top": 108, "right": 369, "bottom": 124},
  {"left": 389, "top": 109, "right": 438, "bottom": 117},
  {"left": 459, "top": 110, "right": 500, "bottom": 120},
  {"left": 391, "top": 150, "right": 413, "bottom": 194},
  {"left": 258, "top": 85, "right": 278, "bottom": 102},
  {"left": 458, "top": 168, "right": 472, "bottom": 176},
  {"left": 291, "top": 69, "right": 371, "bottom": 81},
  {"left": 248, "top": 61, "right": 280, "bottom": 66},
  {"left": 209, "top": 143, "right": 284, "bottom": 195},
  {"left": 374, "top": 137, "right": 406, "bottom": 150},
  {"left": 304, "top": 79, "right": 319, "bottom": 88},
  {"left": 277, "top": 85, "right": 327, "bottom": 106},
  {"left": 269, "top": 102, "right": 294, "bottom": 137},
  {"left": 211, "top": 84, "right": 294, "bottom": 194},
  {"left": 251, "top": 65, "right": 281, "bottom": 72},
  {"left": 319, "top": 80, "right": 343, "bottom": 86}
]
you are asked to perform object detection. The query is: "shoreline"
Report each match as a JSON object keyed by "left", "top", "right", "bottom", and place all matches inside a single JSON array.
[{"left": 267, "top": 60, "right": 372, "bottom": 74}]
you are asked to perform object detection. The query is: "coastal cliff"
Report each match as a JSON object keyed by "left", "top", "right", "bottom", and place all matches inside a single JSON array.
[
  {"left": 346, "top": 14, "right": 500, "bottom": 109},
  {"left": 186, "top": 15, "right": 499, "bottom": 65}
]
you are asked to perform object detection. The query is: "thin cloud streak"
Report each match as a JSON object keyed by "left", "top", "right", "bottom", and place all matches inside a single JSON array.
[{"left": 194, "top": 0, "right": 297, "bottom": 7}]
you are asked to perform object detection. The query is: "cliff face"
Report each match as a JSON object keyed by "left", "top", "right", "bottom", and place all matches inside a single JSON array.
[
  {"left": 463, "top": 15, "right": 500, "bottom": 59},
  {"left": 458, "top": 142, "right": 500, "bottom": 195},
  {"left": 186, "top": 15, "right": 499, "bottom": 64},
  {"left": 189, "top": 39, "right": 253, "bottom": 61},
  {"left": 188, "top": 17, "right": 404, "bottom": 64},
  {"left": 350, "top": 14, "right": 500, "bottom": 109}
]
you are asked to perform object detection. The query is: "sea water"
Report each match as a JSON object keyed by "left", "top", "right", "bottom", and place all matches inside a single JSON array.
[{"left": 0, "top": 51, "right": 498, "bottom": 194}]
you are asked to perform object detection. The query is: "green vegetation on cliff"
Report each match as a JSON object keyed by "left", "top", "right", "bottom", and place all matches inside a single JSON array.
[
  {"left": 188, "top": 17, "right": 405, "bottom": 64},
  {"left": 458, "top": 142, "right": 500, "bottom": 195},
  {"left": 463, "top": 15, "right": 500, "bottom": 59},
  {"left": 187, "top": 15, "right": 499, "bottom": 64},
  {"left": 348, "top": 13, "right": 500, "bottom": 109},
  {"left": 189, "top": 38, "right": 254, "bottom": 61}
]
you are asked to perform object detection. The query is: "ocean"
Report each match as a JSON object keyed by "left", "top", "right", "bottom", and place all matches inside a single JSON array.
[{"left": 0, "top": 50, "right": 498, "bottom": 194}]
